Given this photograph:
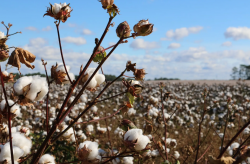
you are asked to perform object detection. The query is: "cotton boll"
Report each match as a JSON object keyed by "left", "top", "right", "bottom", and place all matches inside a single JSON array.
[
  {"left": 134, "top": 135, "right": 150, "bottom": 151},
  {"left": 95, "top": 74, "right": 105, "bottom": 86},
  {"left": 0, "top": 142, "right": 24, "bottom": 162},
  {"left": 78, "top": 141, "right": 99, "bottom": 160},
  {"left": 91, "top": 106, "right": 98, "bottom": 112},
  {"left": 11, "top": 132, "right": 32, "bottom": 155},
  {"left": 123, "top": 157, "right": 134, "bottom": 164},
  {"left": 26, "top": 76, "right": 48, "bottom": 101},
  {"left": 87, "top": 78, "right": 97, "bottom": 89},
  {"left": 63, "top": 72, "right": 75, "bottom": 84},
  {"left": 174, "top": 151, "right": 180, "bottom": 159},
  {"left": 230, "top": 142, "right": 240, "bottom": 150},
  {"left": 39, "top": 154, "right": 56, "bottom": 164},
  {"left": 127, "top": 108, "right": 136, "bottom": 116},
  {"left": 124, "top": 129, "right": 143, "bottom": 141},
  {"left": 14, "top": 76, "right": 33, "bottom": 95},
  {"left": 0, "top": 100, "right": 21, "bottom": 117}
]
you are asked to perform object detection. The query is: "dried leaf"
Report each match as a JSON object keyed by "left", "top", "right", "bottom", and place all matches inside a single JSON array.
[
  {"left": 208, "top": 155, "right": 235, "bottom": 164},
  {"left": 7, "top": 48, "right": 36, "bottom": 71}
]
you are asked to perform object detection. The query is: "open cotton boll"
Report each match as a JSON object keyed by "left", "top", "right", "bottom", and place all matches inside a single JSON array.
[
  {"left": 123, "top": 156, "right": 134, "bottom": 164},
  {"left": 230, "top": 142, "right": 240, "bottom": 150},
  {"left": 124, "top": 129, "right": 143, "bottom": 141},
  {"left": 174, "top": 151, "right": 180, "bottom": 159},
  {"left": 0, "top": 100, "right": 21, "bottom": 117},
  {"left": 63, "top": 72, "right": 75, "bottom": 84},
  {"left": 56, "top": 64, "right": 70, "bottom": 73},
  {"left": 11, "top": 132, "right": 32, "bottom": 155},
  {"left": 91, "top": 106, "right": 98, "bottom": 112},
  {"left": 127, "top": 108, "right": 136, "bottom": 116},
  {"left": 14, "top": 76, "right": 33, "bottom": 95},
  {"left": 134, "top": 135, "right": 150, "bottom": 151},
  {"left": 95, "top": 74, "right": 105, "bottom": 86},
  {"left": 39, "top": 154, "right": 56, "bottom": 164},
  {"left": 0, "top": 142, "right": 24, "bottom": 162},
  {"left": 87, "top": 78, "right": 97, "bottom": 89},
  {"left": 78, "top": 141, "right": 99, "bottom": 160},
  {"left": 25, "top": 76, "right": 48, "bottom": 101}
]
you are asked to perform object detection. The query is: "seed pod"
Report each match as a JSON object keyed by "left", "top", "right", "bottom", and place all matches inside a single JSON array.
[
  {"left": 133, "top": 19, "right": 154, "bottom": 36},
  {"left": 116, "top": 21, "right": 131, "bottom": 38},
  {"left": 99, "top": 0, "right": 114, "bottom": 9}
]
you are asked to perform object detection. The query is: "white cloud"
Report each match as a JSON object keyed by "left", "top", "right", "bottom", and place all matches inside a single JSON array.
[
  {"left": 168, "top": 43, "right": 181, "bottom": 49},
  {"left": 225, "top": 27, "right": 250, "bottom": 40},
  {"left": 164, "top": 26, "right": 203, "bottom": 40},
  {"left": 25, "top": 26, "right": 38, "bottom": 31},
  {"left": 82, "top": 29, "right": 92, "bottom": 35},
  {"left": 221, "top": 41, "right": 232, "bottom": 47},
  {"left": 29, "top": 38, "right": 48, "bottom": 47},
  {"left": 61, "top": 37, "right": 87, "bottom": 45},
  {"left": 42, "top": 26, "right": 52, "bottom": 31},
  {"left": 67, "top": 23, "right": 77, "bottom": 27},
  {"left": 130, "top": 39, "right": 160, "bottom": 49}
]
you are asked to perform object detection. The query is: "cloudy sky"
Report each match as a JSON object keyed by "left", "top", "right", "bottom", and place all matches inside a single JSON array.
[{"left": 1, "top": 0, "right": 250, "bottom": 80}]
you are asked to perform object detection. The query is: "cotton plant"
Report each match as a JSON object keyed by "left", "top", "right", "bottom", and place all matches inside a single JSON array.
[{"left": 0, "top": 142, "right": 24, "bottom": 164}]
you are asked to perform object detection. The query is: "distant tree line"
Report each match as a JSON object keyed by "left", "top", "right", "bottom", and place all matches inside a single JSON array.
[
  {"left": 154, "top": 77, "right": 180, "bottom": 80},
  {"left": 11, "top": 72, "right": 179, "bottom": 81},
  {"left": 231, "top": 65, "right": 250, "bottom": 80}
]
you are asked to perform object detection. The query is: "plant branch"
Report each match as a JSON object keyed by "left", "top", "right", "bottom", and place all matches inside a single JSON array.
[{"left": 0, "top": 65, "right": 14, "bottom": 164}]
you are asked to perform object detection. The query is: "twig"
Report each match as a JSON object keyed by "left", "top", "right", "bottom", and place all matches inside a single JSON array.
[
  {"left": 55, "top": 20, "right": 73, "bottom": 84},
  {"left": 0, "top": 65, "right": 14, "bottom": 164},
  {"left": 197, "top": 143, "right": 211, "bottom": 162}
]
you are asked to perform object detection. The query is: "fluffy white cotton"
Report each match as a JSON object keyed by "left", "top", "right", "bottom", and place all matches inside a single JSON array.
[
  {"left": 14, "top": 76, "right": 48, "bottom": 101},
  {"left": 11, "top": 132, "right": 32, "bottom": 155},
  {"left": 124, "top": 129, "right": 143, "bottom": 141},
  {"left": 0, "top": 31, "right": 6, "bottom": 39},
  {"left": 0, "top": 142, "right": 24, "bottom": 162},
  {"left": 91, "top": 106, "right": 98, "bottom": 112},
  {"left": 127, "top": 108, "right": 136, "bottom": 116},
  {"left": 55, "top": 65, "right": 75, "bottom": 84},
  {"left": 134, "top": 135, "right": 150, "bottom": 151},
  {"left": 95, "top": 74, "right": 105, "bottom": 86},
  {"left": 13, "top": 76, "right": 33, "bottom": 95},
  {"left": 174, "top": 151, "right": 180, "bottom": 159},
  {"left": 123, "top": 156, "right": 134, "bottom": 164},
  {"left": 0, "top": 100, "right": 21, "bottom": 117},
  {"left": 78, "top": 141, "right": 99, "bottom": 160},
  {"left": 86, "top": 124, "right": 94, "bottom": 133},
  {"left": 39, "top": 154, "right": 56, "bottom": 164}
]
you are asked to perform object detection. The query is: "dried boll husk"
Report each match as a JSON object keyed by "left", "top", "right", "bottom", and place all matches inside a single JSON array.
[
  {"left": 0, "top": 43, "right": 9, "bottom": 62},
  {"left": 99, "top": 0, "right": 114, "bottom": 9},
  {"left": 116, "top": 21, "right": 131, "bottom": 38},
  {"left": 133, "top": 19, "right": 154, "bottom": 36},
  {"left": 7, "top": 48, "right": 36, "bottom": 72}
]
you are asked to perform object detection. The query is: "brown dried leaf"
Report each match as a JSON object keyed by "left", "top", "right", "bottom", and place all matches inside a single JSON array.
[
  {"left": 7, "top": 48, "right": 36, "bottom": 71},
  {"left": 208, "top": 156, "right": 235, "bottom": 164}
]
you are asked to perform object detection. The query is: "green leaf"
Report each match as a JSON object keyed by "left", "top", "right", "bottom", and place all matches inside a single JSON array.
[
  {"left": 162, "top": 160, "right": 171, "bottom": 164},
  {"left": 126, "top": 92, "right": 135, "bottom": 107}
]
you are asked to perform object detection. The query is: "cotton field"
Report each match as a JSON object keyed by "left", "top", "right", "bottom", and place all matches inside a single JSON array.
[{"left": 1, "top": 78, "right": 250, "bottom": 163}]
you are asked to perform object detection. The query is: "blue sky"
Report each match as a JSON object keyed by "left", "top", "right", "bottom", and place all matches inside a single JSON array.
[{"left": 1, "top": 0, "right": 250, "bottom": 80}]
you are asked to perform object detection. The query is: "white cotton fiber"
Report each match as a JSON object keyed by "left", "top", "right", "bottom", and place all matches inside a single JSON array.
[
  {"left": 39, "top": 154, "right": 56, "bottom": 164},
  {"left": 14, "top": 76, "right": 33, "bottom": 95},
  {"left": 25, "top": 76, "right": 48, "bottom": 101},
  {"left": 123, "top": 157, "right": 134, "bottom": 164},
  {"left": 63, "top": 72, "right": 75, "bottom": 84},
  {"left": 124, "top": 129, "right": 143, "bottom": 141},
  {"left": 11, "top": 132, "right": 32, "bottom": 155},
  {"left": 0, "top": 142, "right": 24, "bottom": 162},
  {"left": 0, "top": 100, "right": 21, "bottom": 117},
  {"left": 78, "top": 141, "right": 99, "bottom": 160},
  {"left": 134, "top": 135, "right": 150, "bottom": 151},
  {"left": 95, "top": 74, "right": 105, "bottom": 86},
  {"left": 56, "top": 64, "right": 70, "bottom": 73}
]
